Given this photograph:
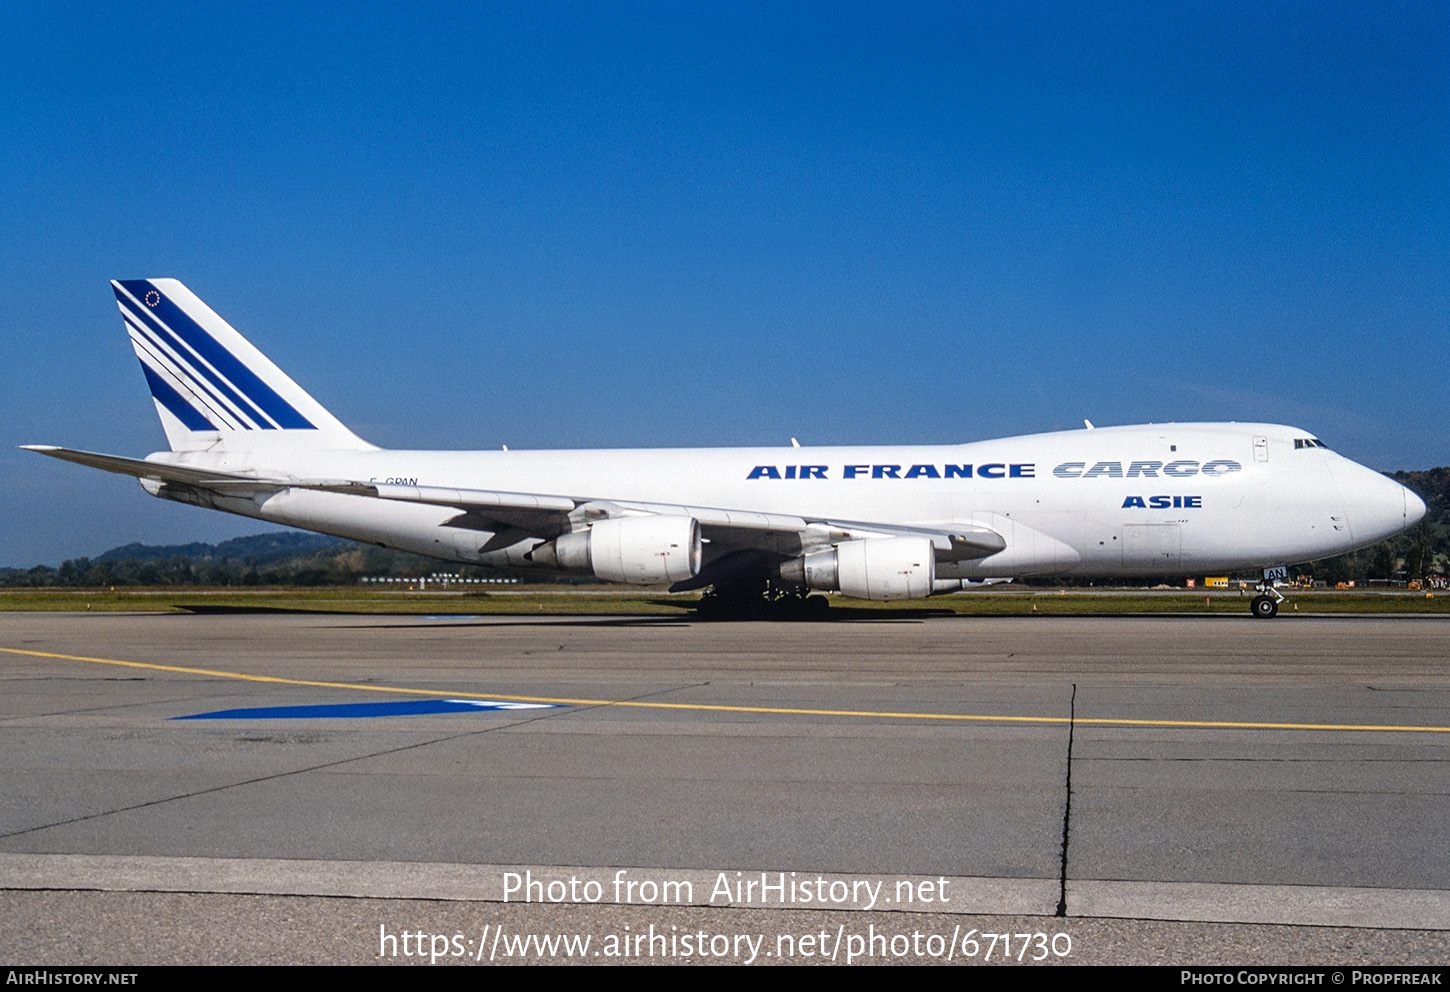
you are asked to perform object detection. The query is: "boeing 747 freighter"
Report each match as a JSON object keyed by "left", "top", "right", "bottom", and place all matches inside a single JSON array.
[{"left": 24, "top": 280, "right": 1426, "bottom": 617}]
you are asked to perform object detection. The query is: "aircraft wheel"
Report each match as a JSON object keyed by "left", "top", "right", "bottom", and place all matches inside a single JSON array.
[{"left": 1250, "top": 595, "right": 1279, "bottom": 619}]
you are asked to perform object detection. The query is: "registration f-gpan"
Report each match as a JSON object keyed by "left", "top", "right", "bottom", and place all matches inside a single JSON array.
[{"left": 26, "top": 280, "right": 1426, "bottom": 617}]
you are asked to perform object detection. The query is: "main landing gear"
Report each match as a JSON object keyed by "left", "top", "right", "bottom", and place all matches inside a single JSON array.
[{"left": 696, "top": 579, "right": 831, "bottom": 620}]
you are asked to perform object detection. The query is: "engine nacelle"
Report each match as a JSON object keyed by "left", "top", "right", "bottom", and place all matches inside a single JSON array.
[
  {"left": 779, "top": 537, "right": 936, "bottom": 601},
  {"left": 531, "top": 515, "right": 702, "bottom": 585}
]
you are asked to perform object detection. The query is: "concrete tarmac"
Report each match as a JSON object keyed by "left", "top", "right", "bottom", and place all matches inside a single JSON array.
[{"left": 2, "top": 610, "right": 1448, "bottom": 965}]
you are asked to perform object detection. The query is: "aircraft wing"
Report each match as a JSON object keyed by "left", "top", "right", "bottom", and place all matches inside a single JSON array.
[{"left": 321, "top": 481, "right": 1006, "bottom": 560}]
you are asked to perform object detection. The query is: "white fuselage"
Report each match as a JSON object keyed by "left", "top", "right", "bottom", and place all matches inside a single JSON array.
[{"left": 152, "top": 421, "right": 1423, "bottom": 580}]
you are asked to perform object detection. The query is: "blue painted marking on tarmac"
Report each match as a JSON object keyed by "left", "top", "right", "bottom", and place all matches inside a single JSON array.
[{"left": 172, "top": 699, "right": 561, "bottom": 720}]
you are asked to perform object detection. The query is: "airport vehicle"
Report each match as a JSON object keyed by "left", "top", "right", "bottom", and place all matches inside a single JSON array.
[{"left": 24, "top": 279, "right": 1427, "bottom": 617}]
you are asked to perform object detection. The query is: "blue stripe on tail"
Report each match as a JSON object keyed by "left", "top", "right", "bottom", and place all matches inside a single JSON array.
[
  {"left": 139, "top": 362, "right": 216, "bottom": 431},
  {"left": 125, "top": 311, "right": 250, "bottom": 429},
  {"left": 117, "top": 291, "right": 275, "bottom": 429},
  {"left": 115, "top": 280, "right": 316, "bottom": 430}
]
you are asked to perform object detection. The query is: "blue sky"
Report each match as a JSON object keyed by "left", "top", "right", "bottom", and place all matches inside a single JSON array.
[{"left": 2, "top": 2, "right": 1446, "bottom": 566}]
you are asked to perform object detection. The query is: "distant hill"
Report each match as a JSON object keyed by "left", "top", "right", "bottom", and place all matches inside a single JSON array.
[
  {"left": 0, "top": 530, "right": 544, "bottom": 588},
  {"left": 96, "top": 532, "right": 349, "bottom": 565}
]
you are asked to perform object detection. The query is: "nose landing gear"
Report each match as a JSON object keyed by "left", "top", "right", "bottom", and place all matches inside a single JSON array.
[
  {"left": 1250, "top": 567, "right": 1288, "bottom": 618},
  {"left": 1250, "top": 593, "right": 1281, "bottom": 618}
]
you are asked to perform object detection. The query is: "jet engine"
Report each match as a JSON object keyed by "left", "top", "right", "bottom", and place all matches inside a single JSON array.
[
  {"left": 529, "top": 515, "right": 702, "bottom": 584},
  {"left": 778, "top": 537, "right": 935, "bottom": 601}
]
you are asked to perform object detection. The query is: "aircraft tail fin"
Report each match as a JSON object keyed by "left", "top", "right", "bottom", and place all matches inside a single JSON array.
[{"left": 112, "top": 279, "right": 373, "bottom": 453}]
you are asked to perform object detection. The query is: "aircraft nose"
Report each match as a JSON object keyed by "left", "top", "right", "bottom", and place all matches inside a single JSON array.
[
  {"left": 1340, "top": 461, "right": 1424, "bottom": 543},
  {"left": 1406, "top": 487, "right": 1427, "bottom": 526}
]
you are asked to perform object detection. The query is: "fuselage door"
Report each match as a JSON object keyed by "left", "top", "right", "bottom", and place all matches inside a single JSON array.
[
  {"left": 1123, "top": 522, "right": 1182, "bottom": 569},
  {"left": 1253, "top": 435, "right": 1269, "bottom": 462}
]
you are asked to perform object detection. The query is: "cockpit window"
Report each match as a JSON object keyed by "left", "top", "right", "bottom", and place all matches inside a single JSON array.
[{"left": 1294, "top": 438, "right": 1330, "bottom": 450}]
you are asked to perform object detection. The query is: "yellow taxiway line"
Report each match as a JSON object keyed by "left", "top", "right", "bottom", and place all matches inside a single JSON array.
[{"left": 4, "top": 646, "right": 1449, "bottom": 734}]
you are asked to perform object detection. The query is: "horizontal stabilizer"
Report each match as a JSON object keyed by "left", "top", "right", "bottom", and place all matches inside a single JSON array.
[
  {"left": 22, "top": 445, "right": 262, "bottom": 485},
  {"left": 20, "top": 446, "right": 352, "bottom": 493}
]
